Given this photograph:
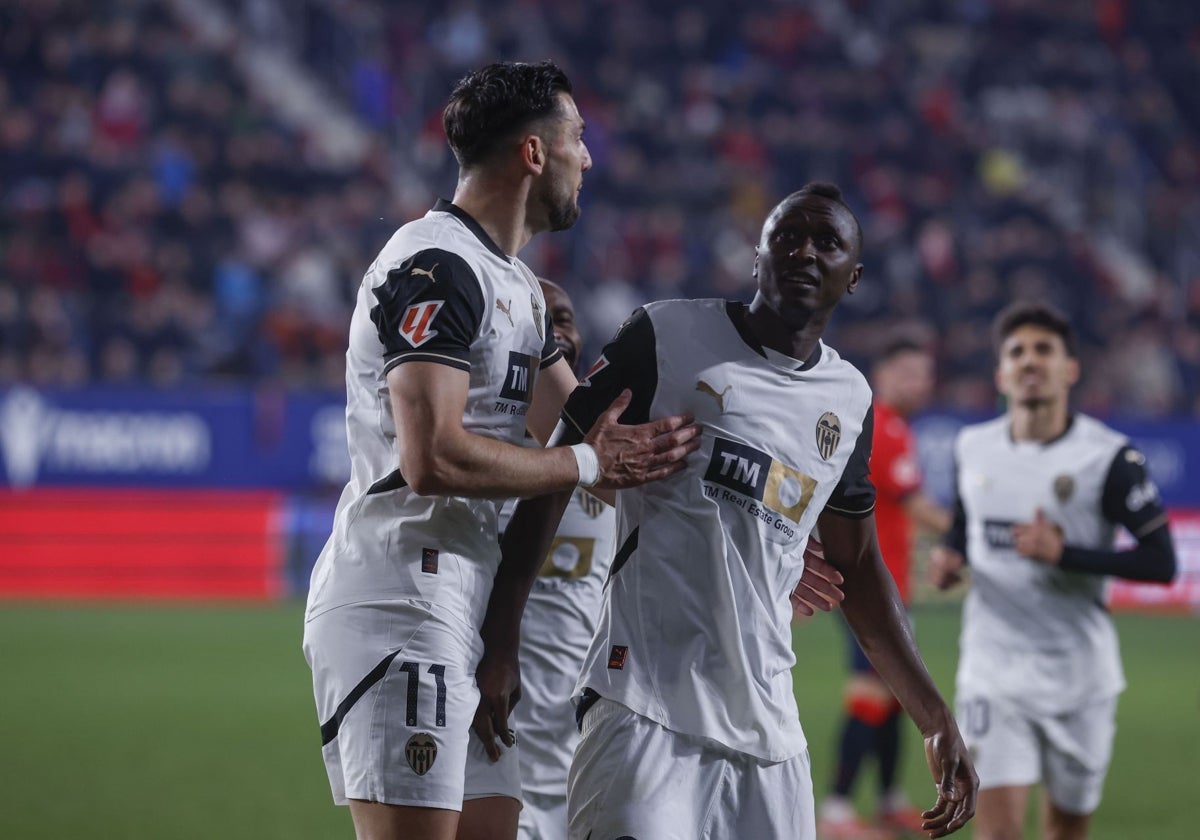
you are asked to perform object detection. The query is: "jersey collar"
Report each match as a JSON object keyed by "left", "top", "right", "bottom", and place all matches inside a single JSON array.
[
  {"left": 432, "top": 199, "right": 511, "bottom": 262},
  {"left": 724, "top": 301, "right": 822, "bottom": 371}
]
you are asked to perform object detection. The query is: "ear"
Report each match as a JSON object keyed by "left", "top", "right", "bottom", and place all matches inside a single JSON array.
[
  {"left": 846, "top": 264, "right": 863, "bottom": 295},
  {"left": 752, "top": 248, "right": 759, "bottom": 278},
  {"left": 1065, "top": 356, "right": 1081, "bottom": 387},
  {"left": 521, "top": 133, "right": 547, "bottom": 175}
]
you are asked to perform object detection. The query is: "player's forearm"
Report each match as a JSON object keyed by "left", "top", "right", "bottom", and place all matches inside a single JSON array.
[
  {"left": 823, "top": 512, "right": 954, "bottom": 735},
  {"left": 1059, "top": 525, "right": 1177, "bottom": 583},
  {"left": 481, "top": 489, "right": 576, "bottom": 655},
  {"left": 401, "top": 429, "right": 580, "bottom": 497},
  {"left": 840, "top": 558, "right": 953, "bottom": 735},
  {"left": 905, "top": 493, "right": 952, "bottom": 534}
]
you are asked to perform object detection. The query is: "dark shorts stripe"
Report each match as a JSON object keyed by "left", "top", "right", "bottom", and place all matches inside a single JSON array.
[
  {"left": 319, "top": 649, "right": 405, "bottom": 746},
  {"left": 608, "top": 527, "right": 639, "bottom": 579},
  {"left": 366, "top": 469, "right": 408, "bottom": 495}
]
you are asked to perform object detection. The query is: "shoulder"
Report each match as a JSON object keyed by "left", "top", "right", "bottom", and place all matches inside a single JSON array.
[
  {"left": 817, "top": 342, "right": 872, "bottom": 403},
  {"left": 372, "top": 214, "right": 488, "bottom": 283},
  {"left": 873, "top": 401, "right": 912, "bottom": 443},
  {"left": 958, "top": 416, "right": 1006, "bottom": 444},
  {"left": 952, "top": 416, "right": 1006, "bottom": 460},
  {"left": 641, "top": 297, "right": 723, "bottom": 324},
  {"left": 1072, "top": 413, "right": 1129, "bottom": 451}
]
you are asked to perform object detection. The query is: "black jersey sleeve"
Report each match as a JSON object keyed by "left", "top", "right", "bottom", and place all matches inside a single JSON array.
[
  {"left": 823, "top": 404, "right": 877, "bottom": 519},
  {"left": 1058, "top": 445, "right": 1177, "bottom": 583},
  {"left": 369, "top": 248, "right": 485, "bottom": 373},
  {"left": 945, "top": 498, "right": 969, "bottom": 557},
  {"left": 539, "top": 309, "right": 561, "bottom": 369},
  {"left": 561, "top": 307, "right": 657, "bottom": 435},
  {"left": 943, "top": 454, "right": 968, "bottom": 556}
]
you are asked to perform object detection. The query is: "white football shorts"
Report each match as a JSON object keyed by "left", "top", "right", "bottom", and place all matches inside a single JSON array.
[
  {"left": 568, "top": 697, "right": 814, "bottom": 840},
  {"left": 956, "top": 692, "right": 1117, "bottom": 815},
  {"left": 303, "top": 600, "right": 522, "bottom": 810},
  {"left": 517, "top": 790, "right": 567, "bottom": 840}
]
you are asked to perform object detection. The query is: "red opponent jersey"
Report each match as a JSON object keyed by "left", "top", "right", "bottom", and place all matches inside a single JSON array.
[{"left": 870, "top": 400, "right": 922, "bottom": 602}]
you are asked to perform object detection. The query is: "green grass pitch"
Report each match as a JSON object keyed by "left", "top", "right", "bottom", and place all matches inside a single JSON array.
[{"left": 1, "top": 603, "right": 1195, "bottom": 838}]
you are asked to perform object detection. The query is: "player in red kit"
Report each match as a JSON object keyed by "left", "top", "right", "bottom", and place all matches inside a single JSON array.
[{"left": 818, "top": 338, "right": 951, "bottom": 839}]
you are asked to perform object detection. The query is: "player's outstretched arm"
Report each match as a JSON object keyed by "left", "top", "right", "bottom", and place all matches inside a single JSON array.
[
  {"left": 387, "top": 363, "right": 698, "bottom": 498},
  {"left": 820, "top": 510, "right": 977, "bottom": 838}
]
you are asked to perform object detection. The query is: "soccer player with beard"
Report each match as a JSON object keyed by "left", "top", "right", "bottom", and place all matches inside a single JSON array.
[
  {"left": 302, "top": 61, "right": 701, "bottom": 840},
  {"left": 929, "top": 302, "right": 1177, "bottom": 840},
  {"left": 476, "top": 183, "right": 977, "bottom": 840}
]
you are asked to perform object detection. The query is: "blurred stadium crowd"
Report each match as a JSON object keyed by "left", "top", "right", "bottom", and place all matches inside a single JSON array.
[{"left": 3, "top": 0, "right": 1199, "bottom": 416}]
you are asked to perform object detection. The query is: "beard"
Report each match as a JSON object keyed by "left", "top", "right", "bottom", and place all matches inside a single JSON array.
[
  {"left": 540, "top": 173, "right": 581, "bottom": 232},
  {"left": 547, "top": 192, "right": 581, "bottom": 232}
]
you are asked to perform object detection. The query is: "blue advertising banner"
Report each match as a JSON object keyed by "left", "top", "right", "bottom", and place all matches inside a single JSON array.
[
  {"left": 2, "top": 386, "right": 1196, "bottom": 505},
  {"left": 0, "top": 386, "right": 348, "bottom": 491}
]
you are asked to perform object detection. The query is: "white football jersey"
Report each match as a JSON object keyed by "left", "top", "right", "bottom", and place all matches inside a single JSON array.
[
  {"left": 950, "top": 413, "right": 1163, "bottom": 714},
  {"left": 306, "top": 200, "right": 560, "bottom": 648},
  {"left": 564, "top": 299, "right": 876, "bottom": 762},
  {"left": 498, "top": 488, "right": 617, "bottom": 796}
]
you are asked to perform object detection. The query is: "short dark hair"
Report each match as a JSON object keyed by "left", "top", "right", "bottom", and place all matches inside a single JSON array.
[
  {"left": 774, "top": 181, "right": 863, "bottom": 254},
  {"left": 992, "top": 301, "right": 1076, "bottom": 357},
  {"left": 878, "top": 336, "right": 929, "bottom": 363},
  {"left": 443, "top": 60, "right": 573, "bottom": 167}
]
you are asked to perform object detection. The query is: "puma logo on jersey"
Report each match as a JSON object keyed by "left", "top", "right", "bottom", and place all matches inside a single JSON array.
[
  {"left": 410, "top": 264, "right": 438, "bottom": 281},
  {"left": 696, "top": 380, "right": 732, "bottom": 413},
  {"left": 399, "top": 300, "right": 444, "bottom": 347},
  {"left": 496, "top": 298, "right": 514, "bottom": 327}
]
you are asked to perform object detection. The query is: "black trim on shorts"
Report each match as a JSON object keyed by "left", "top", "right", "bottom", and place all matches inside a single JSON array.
[
  {"left": 319, "top": 649, "right": 406, "bottom": 746},
  {"left": 366, "top": 468, "right": 408, "bottom": 495},
  {"left": 575, "top": 687, "right": 603, "bottom": 732},
  {"left": 608, "top": 527, "right": 639, "bottom": 579}
]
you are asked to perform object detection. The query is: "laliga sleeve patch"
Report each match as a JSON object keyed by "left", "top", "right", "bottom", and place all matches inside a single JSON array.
[
  {"left": 578, "top": 354, "right": 609, "bottom": 387},
  {"left": 399, "top": 300, "right": 445, "bottom": 347},
  {"left": 607, "top": 645, "right": 629, "bottom": 669}
]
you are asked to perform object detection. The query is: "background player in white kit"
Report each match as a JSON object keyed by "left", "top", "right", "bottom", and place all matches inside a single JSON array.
[
  {"left": 496, "top": 278, "right": 618, "bottom": 840},
  {"left": 301, "top": 61, "right": 701, "bottom": 840},
  {"left": 477, "top": 183, "right": 978, "bottom": 840},
  {"left": 929, "top": 302, "right": 1178, "bottom": 840}
]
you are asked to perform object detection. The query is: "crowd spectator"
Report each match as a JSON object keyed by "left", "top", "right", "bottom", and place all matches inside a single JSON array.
[{"left": 3, "top": 0, "right": 1199, "bottom": 418}]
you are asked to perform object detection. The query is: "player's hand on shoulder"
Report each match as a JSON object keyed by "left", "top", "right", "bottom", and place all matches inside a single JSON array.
[
  {"left": 791, "top": 536, "right": 845, "bottom": 621},
  {"left": 928, "top": 546, "right": 965, "bottom": 590},
  {"left": 585, "top": 389, "right": 701, "bottom": 489}
]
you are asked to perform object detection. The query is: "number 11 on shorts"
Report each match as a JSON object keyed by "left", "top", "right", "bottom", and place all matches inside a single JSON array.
[{"left": 398, "top": 662, "right": 447, "bottom": 727}]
